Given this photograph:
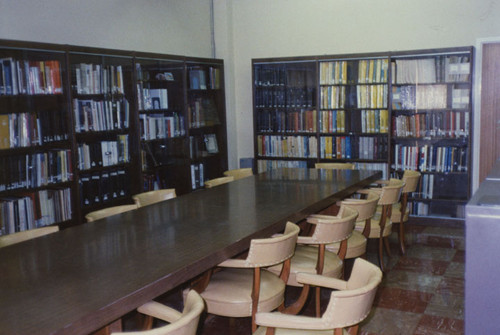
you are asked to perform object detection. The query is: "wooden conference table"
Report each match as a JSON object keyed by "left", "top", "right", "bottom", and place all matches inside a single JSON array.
[{"left": 0, "top": 168, "right": 381, "bottom": 335}]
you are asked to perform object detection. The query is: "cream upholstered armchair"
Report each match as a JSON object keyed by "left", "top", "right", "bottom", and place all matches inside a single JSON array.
[
  {"left": 204, "top": 176, "right": 234, "bottom": 188},
  {"left": 315, "top": 162, "right": 355, "bottom": 170},
  {"left": 254, "top": 258, "right": 383, "bottom": 335},
  {"left": 357, "top": 178, "right": 405, "bottom": 271},
  {"left": 310, "top": 191, "right": 379, "bottom": 263},
  {"left": 0, "top": 226, "right": 59, "bottom": 248},
  {"left": 390, "top": 170, "right": 421, "bottom": 254},
  {"left": 198, "top": 222, "right": 300, "bottom": 333},
  {"left": 85, "top": 204, "right": 138, "bottom": 222},
  {"left": 223, "top": 168, "right": 253, "bottom": 180},
  {"left": 111, "top": 290, "right": 204, "bottom": 335},
  {"left": 268, "top": 205, "right": 358, "bottom": 317},
  {"left": 132, "top": 189, "right": 176, "bottom": 207}
]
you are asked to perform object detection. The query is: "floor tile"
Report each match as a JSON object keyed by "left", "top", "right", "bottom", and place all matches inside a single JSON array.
[
  {"left": 413, "top": 314, "right": 464, "bottom": 335},
  {"left": 393, "top": 257, "right": 449, "bottom": 276},
  {"left": 444, "top": 262, "right": 464, "bottom": 278},
  {"left": 358, "top": 307, "right": 422, "bottom": 335},
  {"left": 375, "top": 287, "right": 433, "bottom": 313},
  {"left": 452, "top": 250, "right": 465, "bottom": 263},
  {"left": 404, "top": 245, "right": 456, "bottom": 262},
  {"left": 436, "top": 276, "right": 464, "bottom": 297},
  {"left": 382, "top": 270, "right": 443, "bottom": 293},
  {"left": 425, "top": 291, "right": 464, "bottom": 320}
]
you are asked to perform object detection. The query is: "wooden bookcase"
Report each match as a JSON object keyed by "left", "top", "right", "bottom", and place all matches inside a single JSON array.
[
  {"left": 0, "top": 39, "right": 227, "bottom": 235},
  {"left": 252, "top": 46, "right": 473, "bottom": 222},
  {"left": 390, "top": 47, "right": 473, "bottom": 220}
]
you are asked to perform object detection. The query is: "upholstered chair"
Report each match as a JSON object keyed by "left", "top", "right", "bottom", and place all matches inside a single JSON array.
[
  {"left": 132, "top": 189, "right": 177, "bottom": 207},
  {"left": 204, "top": 176, "right": 234, "bottom": 188},
  {"left": 254, "top": 258, "right": 383, "bottom": 335},
  {"left": 111, "top": 290, "right": 204, "bottom": 335},
  {"left": 223, "top": 168, "right": 253, "bottom": 180},
  {"left": 85, "top": 204, "right": 138, "bottom": 222},
  {"left": 268, "top": 206, "right": 358, "bottom": 317},
  {"left": 357, "top": 179, "right": 405, "bottom": 271},
  {"left": 0, "top": 226, "right": 59, "bottom": 248},
  {"left": 315, "top": 162, "right": 355, "bottom": 170},
  {"left": 198, "top": 222, "right": 300, "bottom": 332}
]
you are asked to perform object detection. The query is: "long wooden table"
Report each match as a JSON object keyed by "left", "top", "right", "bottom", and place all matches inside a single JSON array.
[{"left": 0, "top": 168, "right": 381, "bottom": 335}]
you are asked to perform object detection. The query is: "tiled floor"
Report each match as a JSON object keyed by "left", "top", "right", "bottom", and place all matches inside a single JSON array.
[{"left": 136, "top": 221, "right": 465, "bottom": 335}]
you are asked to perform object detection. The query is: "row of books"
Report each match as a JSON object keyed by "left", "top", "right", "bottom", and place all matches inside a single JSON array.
[
  {"left": 0, "top": 58, "right": 63, "bottom": 95},
  {"left": 392, "top": 85, "right": 448, "bottom": 110},
  {"left": 392, "top": 111, "right": 469, "bottom": 138},
  {"left": 319, "top": 59, "right": 389, "bottom": 85},
  {"left": 257, "top": 135, "right": 318, "bottom": 158},
  {"left": 189, "top": 134, "right": 219, "bottom": 159},
  {"left": 254, "top": 66, "right": 314, "bottom": 88},
  {"left": 320, "top": 136, "right": 388, "bottom": 160},
  {"left": 0, "top": 150, "right": 72, "bottom": 191},
  {"left": 189, "top": 67, "right": 221, "bottom": 90},
  {"left": 0, "top": 110, "right": 68, "bottom": 149},
  {"left": 137, "top": 87, "right": 169, "bottom": 111},
  {"left": 256, "top": 109, "right": 317, "bottom": 133},
  {"left": 320, "top": 85, "right": 387, "bottom": 109},
  {"left": 73, "top": 63, "right": 125, "bottom": 95},
  {"left": 188, "top": 97, "right": 220, "bottom": 128},
  {"left": 73, "top": 98, "right": 130, "bottom": 133},
  {"left": 392, "top": 144, "right": 468, "bottom": 172},
  {"left": 139, "top": 113, "right": 186, "bottom": 140},
  {"left": 190, "top": 162, "right": 204, "bottom": 189},
  {"left": 135, "top": 63, "right": 176, "bottom": 82},
  {"left": 414, "top": 174, "right": 435, "bottom": 200},
  {"left": 393, "top": 55, "right": 470, "bottom": 84},
  {"left": 411, "top": 202, "right": 430, "bottom": 216},
  {"left": 77, "top": 136, "right": 129, "bottom": 170},
  {"left": 257, "top": 159, "right": 308, "bottom": 173},
  {"left": 319, "top": 109, "right": 389, "bottom": 134},
  {"left": 0, "top": 188, "right": 71, "bottom": 235},
  {"left": 79, "top": 169, "right": 128, "bottom": 206},
  {"left": 254, "top": 86, "right": 315, "bottom": 109}
]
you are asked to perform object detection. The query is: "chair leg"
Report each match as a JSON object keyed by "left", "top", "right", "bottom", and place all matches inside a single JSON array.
[
  {"left": 378, "top": 237, "right": 385, "bottom": 272},
  {"left": 399, "top": 220, "right": 406, "bottom": 254},
  {"left": 315, "top": 286, "right": 321, "bottom": 317},
  {"left": 384, "top": 236, "right": 391, "bottom": 257}
]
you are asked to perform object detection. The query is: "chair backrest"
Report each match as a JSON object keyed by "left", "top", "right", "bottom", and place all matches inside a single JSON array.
[
  {"left": 0, "top": 226, "right": 59, "bottom": 248},
  {"left": 245, "top": 222, "right": 300, "bottom": 267},
  {"left": 377, "top": 178, "right": 405, "bottom": 205},
  {"left": 132, "top": 189, "right": 177, "bottom": 207},
  {"left": 204, "top": 176, "right": 234, "bottom": 188},
  {"left": 114, "top": 290, "right": 204, "bottom": 335},
  {"left": 306, "top": 206, "right": 358, "bottom": 244},
  {"left": 85, "top": 204, "right": 138, "bottom": 222},
  {"left": 315, "top": 162, "right": 355, "bottom": 170},
  {"left": 401, "top": 170, "right": 421, "bottom": 194},
  {"left": 322, "top": 258, "right": 382, "bottom": 329},
  {"left": 341, "top": 191, "right": 379, "bottom": 222},
  {"left": 223, "top": 168, "right": 253, "bottom": 180}
]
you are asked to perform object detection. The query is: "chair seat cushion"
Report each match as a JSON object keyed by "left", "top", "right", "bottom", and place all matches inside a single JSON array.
[
  {"left": 325, "top": 230, "right": 367, "bottom": 259},
  {"left": 355, "top": 216, "right": 392, "bottom": 238},
  {"left": 200, "top": 268, "right": 285, "bottom": 318},
  {"left": 268, "top": 245, "right": 342, "bottom": 287}
]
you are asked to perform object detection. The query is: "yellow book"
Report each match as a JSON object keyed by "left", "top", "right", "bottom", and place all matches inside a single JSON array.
[
  {"left": 368, "top": 59, "right": 374, "bottom": 83},
  {"left": 0, "top": 114, "right": 10, "bottom": 149}
]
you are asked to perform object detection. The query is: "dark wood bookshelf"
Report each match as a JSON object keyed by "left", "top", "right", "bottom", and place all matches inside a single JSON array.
[{"left": 0, "top": 39, "right": 228, "bottom": 235}]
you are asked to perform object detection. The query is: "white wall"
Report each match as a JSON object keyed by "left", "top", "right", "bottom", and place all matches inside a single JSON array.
[
  {"left": 221, "top": 0, "right": 500, "bottom": 178},
  {"left": 0, "top": 0, "right": 213, "bottom": 57}
]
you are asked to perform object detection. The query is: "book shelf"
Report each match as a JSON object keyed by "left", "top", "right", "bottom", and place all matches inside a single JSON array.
[
  {"left": 0, "top": 39, "right": 227, "bottom": 235},
  {"left": 0, "top": 42, "right": 74, "bottom": 235},
  {"left": 186, "top": 61, "right": 227, "bottom": 191},
  {"left": 252, "top": 46, "right": 473, "bottom": 222},
  {"left": 390, "top": 47, "right": 473, "bottom": 220},
  {"left": 68, "top": 49, "right": 136, "bottom": 221}
]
